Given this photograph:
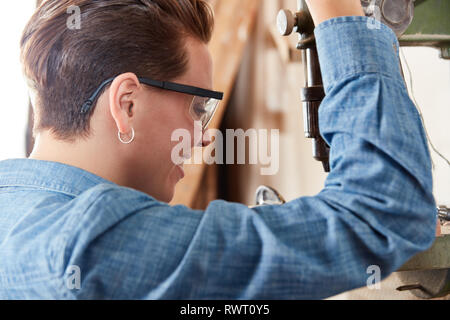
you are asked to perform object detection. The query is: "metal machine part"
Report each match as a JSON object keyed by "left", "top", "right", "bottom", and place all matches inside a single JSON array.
[
  {"left": 276, "top": 0, "right": 450, "bottom": 299},
  {"left": 277, "top": 0, "right": 416, "bottom": 37},
  {"left": 254, "top": 185, "right": 286, "bottom": 206},
  {"left": 396, "top": 269, "right": 450, "bottom": 299},
  {"left": 361, "top": 0, "right": 415, "bottom": 37},
  {"left": 397, "top": 212, "right": 450, "bottom": 299},
  {"left": 399, "top": 0, "right": 450, "bottom": 59},
  {"left": 277, "top": 1, "right": 417, "bottom": 173},
  {"left": 278, "top": 0, "right": 449, "bottom": 170},
  {"left": 438, "top": 206, "right": 450, "bottom": 223},
  {"left": 277, "top": 1, "right": 330, "bottom": 172}
]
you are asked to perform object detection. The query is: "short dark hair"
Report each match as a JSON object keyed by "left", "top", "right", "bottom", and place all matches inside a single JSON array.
[{"left": 21, "top": 0, "right": 214, "bottom": 140}]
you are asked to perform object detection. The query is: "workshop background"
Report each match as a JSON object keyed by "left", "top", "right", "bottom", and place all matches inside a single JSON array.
[{"left": 0, "top": 0, "right": 449, "bottom": 300}]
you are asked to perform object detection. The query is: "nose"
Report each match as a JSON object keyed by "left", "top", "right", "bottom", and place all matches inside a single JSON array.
[
  {"left": 192, "top": 122, "right": 213, "bottom": 148},
  {"left": 201, "top": 129, "right": 212, "bottom": 147}
]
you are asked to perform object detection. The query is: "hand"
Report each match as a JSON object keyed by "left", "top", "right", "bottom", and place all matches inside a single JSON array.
[{"left": 305, "top": 0, "right": 364, "bottom": 26}]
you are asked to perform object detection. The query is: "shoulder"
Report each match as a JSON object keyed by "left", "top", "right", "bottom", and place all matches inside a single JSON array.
[
  {"left": 78, "top": 183, "right": 164, "bottom": 211},
  {"left": 59, "top": 183, "right": 171, "bottom": 252},
  {"left": 67, "top": 183, "right": 169, "bottom": 227}
]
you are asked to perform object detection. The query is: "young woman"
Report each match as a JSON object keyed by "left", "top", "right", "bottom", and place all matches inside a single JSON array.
[{"left": 0, "top": 0, "right": 436, "bottom": 299}]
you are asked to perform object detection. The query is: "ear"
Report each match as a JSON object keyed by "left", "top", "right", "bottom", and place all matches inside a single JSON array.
[{"left": 109, "top": 72, "right": 141, "bottom": 134}]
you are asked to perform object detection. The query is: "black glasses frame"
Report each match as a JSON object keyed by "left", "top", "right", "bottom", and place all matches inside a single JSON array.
[{"left": 81, "top": 76, "right": 224, "bottom": 114}]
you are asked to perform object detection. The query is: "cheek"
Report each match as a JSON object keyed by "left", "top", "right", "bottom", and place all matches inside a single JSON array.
[
  {"left": 162, "top": 98, "right": 196, "bottom": 146},
  {"left": 135, "top": 93, "right": 195, "bottom": 161},
  {"left": 155, "top": 95, "right": 193, "bottom": 128}
]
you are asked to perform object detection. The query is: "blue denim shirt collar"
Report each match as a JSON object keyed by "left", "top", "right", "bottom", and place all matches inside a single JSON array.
[{"left": 0, "top": 158, "right": 114, "bottom": 198}]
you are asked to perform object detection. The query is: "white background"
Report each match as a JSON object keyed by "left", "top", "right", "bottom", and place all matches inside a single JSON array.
[{"left": 0, "top": 2, "right": 36, "bottom": 160}]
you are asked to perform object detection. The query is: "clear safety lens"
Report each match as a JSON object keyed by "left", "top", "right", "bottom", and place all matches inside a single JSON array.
[{"left": 189, "top": 96, "right": 220, "bottom": 129}]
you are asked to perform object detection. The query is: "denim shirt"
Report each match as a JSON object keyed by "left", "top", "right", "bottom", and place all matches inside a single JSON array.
[{"left": 0, "top": 16, "right": 436, "bottom": 299}]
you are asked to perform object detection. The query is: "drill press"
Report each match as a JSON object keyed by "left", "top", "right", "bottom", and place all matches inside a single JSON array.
[
  {"left": 274, "top": 0, "right": 450, "bottom": 299},
  {"left": 276, "top": 0, "right": 415, "bottom": 172}
]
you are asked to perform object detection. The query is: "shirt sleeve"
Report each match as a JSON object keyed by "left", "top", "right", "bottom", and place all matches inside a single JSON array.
[{"left": 65, "top": 16, "right": 437, "bottom": 299}]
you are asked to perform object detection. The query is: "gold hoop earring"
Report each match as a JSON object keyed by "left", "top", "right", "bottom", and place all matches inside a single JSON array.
[{"left": 118, "top": 128, "right": 135, "bottom": 144}]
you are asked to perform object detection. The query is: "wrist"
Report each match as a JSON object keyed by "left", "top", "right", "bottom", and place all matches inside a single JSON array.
[{"left": 305, "top": 0, "right": 364, "bottom": 26}]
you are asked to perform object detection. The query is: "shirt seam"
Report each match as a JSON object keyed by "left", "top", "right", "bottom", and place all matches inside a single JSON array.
[
  {"left": 324, "top": 70, "right": 407, "bottom": 94},
  {"left": 0, "top": 184, "right": 79, "bottom": 198},
  {"left": 315, "top": 16, "right": 397, "bottom": 41}
]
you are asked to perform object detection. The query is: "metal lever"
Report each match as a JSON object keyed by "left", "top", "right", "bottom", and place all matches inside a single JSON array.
[
  {"left": 438, "top": 206, "right": 450, "bottom": 223},
  {"left": 255, "top": 185, "right": 286, "bottom": 206},
  {"left": 277, "top": 1, "right": 330, "bottom": 172}
]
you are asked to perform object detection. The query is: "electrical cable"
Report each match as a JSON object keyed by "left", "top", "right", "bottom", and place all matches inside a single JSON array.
[{"left": 400, "top": 47, "right": 450, "bottom": 169}]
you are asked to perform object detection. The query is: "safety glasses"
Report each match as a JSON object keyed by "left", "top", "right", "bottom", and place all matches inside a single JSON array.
[{"left": 81, "top": 76, "right": 224, "bottom": 130}]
